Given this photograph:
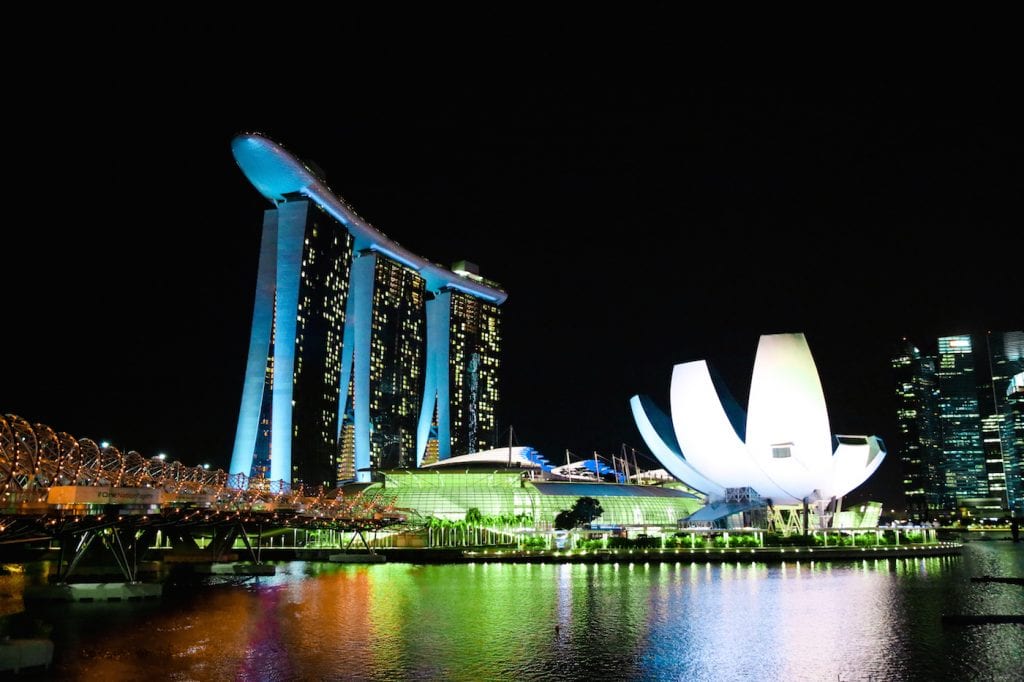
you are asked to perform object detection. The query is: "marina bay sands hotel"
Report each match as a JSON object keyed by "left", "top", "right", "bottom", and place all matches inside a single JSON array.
[{"left": 228, "top": 134, "right": 506, "bottom": 488}]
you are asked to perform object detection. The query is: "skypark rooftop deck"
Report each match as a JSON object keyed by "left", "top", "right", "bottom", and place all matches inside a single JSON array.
[{"left": 231, "top": 133, "right": 508, "bottom": 303}]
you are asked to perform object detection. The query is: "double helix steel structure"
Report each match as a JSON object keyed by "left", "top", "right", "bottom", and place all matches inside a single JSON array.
[
  {"left": 1, "top": 414, "right": 240, "bottom": 500},
  {"left": 0, "top": 413, "right": 402, "bottom": 514},
  {"left": 0, "top": 414, "right": 405, "bottom": 578}
]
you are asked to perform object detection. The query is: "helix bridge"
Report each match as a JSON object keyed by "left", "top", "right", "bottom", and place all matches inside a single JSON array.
[{"left": 0, "top": 414, "right": 405, "bottom": 583}]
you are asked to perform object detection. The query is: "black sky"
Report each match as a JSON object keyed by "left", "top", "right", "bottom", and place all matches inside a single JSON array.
[{"left": 3, "top": 24, "right": 1020, "bottom": 508}]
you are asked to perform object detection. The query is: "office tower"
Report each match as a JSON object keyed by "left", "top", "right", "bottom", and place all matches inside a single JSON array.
[
  {"left": 936, "top": 335, "right": 987, "bottom": 506},
  {"left": 230, "top": 199, "right": 352, "bottom": 489},
  {"left": 1006, "top": 370, "right": 1024, "bottom": 515},
  {"left": 892, "top": 340, "right": 942, "bottom": 521},
  {"left": 988, "top": 332, "right": 1024, "bottom": 514},
  {"left": 893, "top": 331, "right": 1023, "bottom": 519}
]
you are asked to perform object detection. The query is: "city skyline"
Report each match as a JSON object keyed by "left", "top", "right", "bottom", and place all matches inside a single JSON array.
[
  {"left": 4, "top": 79, "right": 1019, "bottom": 508},
  {"left": 894, "top": 331, "right": 1023, "bottom": 519}
]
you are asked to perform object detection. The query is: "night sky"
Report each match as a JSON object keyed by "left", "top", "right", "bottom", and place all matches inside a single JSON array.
[{"left": 3, "top": 29, "right": 1020, "bottom": 509}]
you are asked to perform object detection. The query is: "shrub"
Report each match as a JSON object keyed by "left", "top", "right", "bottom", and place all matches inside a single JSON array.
[
  {"left": 665, "top": 536, "right": 688, "bottom": 548},
  {"left": 522, "top": 536, "right": 548, "bottom": 550},
  {"left": 733, "top": 534, "right": 761, "bottom": 548},
  {"left": 683, "top": 535, "right": 706, "bottom": 549}
]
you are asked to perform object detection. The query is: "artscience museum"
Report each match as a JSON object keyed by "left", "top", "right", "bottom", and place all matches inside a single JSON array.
[{"left": 630, "top": 333, "right": 887, "bottom": 530}]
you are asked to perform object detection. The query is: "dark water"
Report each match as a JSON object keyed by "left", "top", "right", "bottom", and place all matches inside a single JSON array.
[{"left": 2, "top": 542, "right": 1022, "bottom": 681}]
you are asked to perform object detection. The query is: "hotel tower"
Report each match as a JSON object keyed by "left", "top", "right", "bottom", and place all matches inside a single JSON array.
[{"left": 228, "top": 134, "right": 506, "bottom": 489}]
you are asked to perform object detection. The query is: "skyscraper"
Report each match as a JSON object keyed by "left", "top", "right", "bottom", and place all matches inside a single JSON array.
[
  {"left": 417, "top": 263, "right": 502, "bottom": 463},
  {"left": 892, "top": 340, "right": 941, "bottom": 520},
  {"left": 448, "top": 286, "right": 502, "bottom": 457},
  {"left": 987, "top": 332, "right": 1024, "bottom": 515},
  {"left": 228, "top": 133, "right": 507, "bottom": 489},
  {"left": 335, "top": 253, "right": 426, "bottom": 481},
  {"left": 893, "top": 331, "right": 1024, "bottom": 519},
  {"left": 1006, "top": 370, "right": 1024, "bottom": 514},
  {"left": 936, "top": 335, "right": 987, "bottom": 506},
  {"left": 230, "top": 199, "right": 352, "bottom": 489}
]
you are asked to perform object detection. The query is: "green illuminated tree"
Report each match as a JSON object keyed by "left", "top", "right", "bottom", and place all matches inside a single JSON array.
[
  {"left": 573, "top": 497, "right": 604, "bottom": 525},
  {"left": 554, "top": 510, "right": 575, "bottom": 530},
  {"left": 554, "top": 496, "right": 604, "bottom": 529},
  {"left": 465, "top": 507, "right": 482, "bottom": 543}
]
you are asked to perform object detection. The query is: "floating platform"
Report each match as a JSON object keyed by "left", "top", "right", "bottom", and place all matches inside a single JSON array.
[
  {"left": 191, "top": 563, "right": 276, "bottom": 576},
  {"left": 24, "top": 582, "right": 163, "bottom": 602},
  {"left": 328, "top": 553, "right": 386, "bottom": 563},
  {"left": 0, "top": 638, "right": 54, "bottom": 673},
  {"left": 970, "top": 576, "right": 1024, "bottom": 585},
  {"left": 47, "top": 562, "right": 161, "bottom": 582},
  {"left": 942, "top": 614, "right": 1024, "bottom": 625}
]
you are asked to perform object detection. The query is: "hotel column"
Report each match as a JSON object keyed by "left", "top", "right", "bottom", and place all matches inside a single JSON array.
[
  {"left": 417, "top": 292, "right": 452, "bottom": 464},
  {"left": 268, "top": 201, "right": 308, "bottom": 487},
  {"left": 347, "top": 253, "right": 376, "bottom": 482},
  {"left": 229, "top": 211, "right": 278, "bottom": 481}
]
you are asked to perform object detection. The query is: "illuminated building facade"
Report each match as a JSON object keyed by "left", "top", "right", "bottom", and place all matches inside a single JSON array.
[
  {"left": 892, "top": 340, "right": 942, "bottom": 520},
  {"left": 936, "top": 335, "right": 986, "bottom": 505},
  {"left": 336, "top": 254, "right": 426, "bottom": 480},
  {"left": 417, "top": 265, "right": 502, "bottom": 463},
  {"left": 630, "top": 333, "right": 887, "bottom": 522},
  {"left": 229, "top": 133, "right": 507, "bottom": 489},
  {"left": 360, "top": 470, "right": 703, "bottom": 528},
  {"left": 230, "top": 199, "right": 352, "bottom": 488},
  {"left": 355, "top": 449, "right": 703, "bottom": 528},
  {"left": 892, "top": 331, "right": 1024, "bottom": 518},
  {"left": 1007, "top": 371, "right": 1024, "bottom": 514}
]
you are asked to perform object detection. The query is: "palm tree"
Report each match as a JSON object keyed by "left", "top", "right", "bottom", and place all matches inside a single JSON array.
[
  {"left": 465, "top": 508, "right": 482, "bottom": 546},
  {"left": 425, "top": 516, "right": 444, "bottom": 547}
]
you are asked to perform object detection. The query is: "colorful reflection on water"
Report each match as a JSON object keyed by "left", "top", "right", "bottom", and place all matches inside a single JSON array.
[{"left": 1, "top": 542, "right": 1021, "bottom": 680}]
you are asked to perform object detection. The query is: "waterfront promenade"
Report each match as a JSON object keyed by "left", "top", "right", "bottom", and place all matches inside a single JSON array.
[
  {"left": 406, "top": 541, "right": 964, "bottom": 564},
  {"left": 178, "top": 540, "right": 964, "bottom": 566}
]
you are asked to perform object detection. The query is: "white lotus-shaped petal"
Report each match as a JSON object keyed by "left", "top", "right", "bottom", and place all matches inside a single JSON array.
[
  {"left": 632, "top": 333, "right": 886, "bottom": 505},
  {"left": 829, "top": 435, "right": 886, "bottom": 500},
  {"left": 630, "top": 394, "right": 726, "bottom": 497}
]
